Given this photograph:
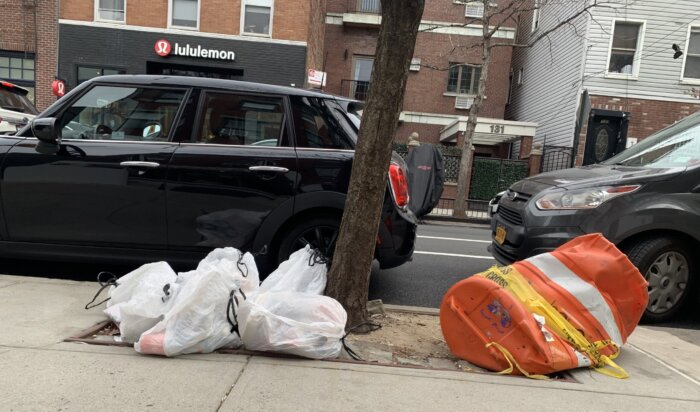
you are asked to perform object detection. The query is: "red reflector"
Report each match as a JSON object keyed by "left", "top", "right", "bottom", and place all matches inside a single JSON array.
[
  {"left": 1, "top": 81, "right": 15, "bottom": 88},
  {"left": 388, "top": 163, "right": 409, "bottom": 208}
]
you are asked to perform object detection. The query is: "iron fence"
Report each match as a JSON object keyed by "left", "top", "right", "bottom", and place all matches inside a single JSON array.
[{"left": 540, "top": 145, "right": 574, "bottom": 172}]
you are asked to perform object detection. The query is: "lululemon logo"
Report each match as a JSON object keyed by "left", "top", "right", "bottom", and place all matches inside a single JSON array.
[{"left": 155, "top": 39, "right": 172, "bottom": 57}]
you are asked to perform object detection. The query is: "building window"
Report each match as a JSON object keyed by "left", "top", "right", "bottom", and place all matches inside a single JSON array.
[
  {"left": 357, "top": 0, "right": 381, "bottom": 14},
  {"left": 171, "top": 0, "right": 199, "bottom": 29},
  {"left": 243, "top": 0, "right": 273, "bottom": 36},
  {"left": 682, "top": 26, "right": 700, "bottom": 81},
  {"left": 0, "top": 54, "right": 35, "bottom": 102},
  {"left": 351, "top": 57, "right": 374, "bottom": 101},
  {"left": 77, "top": 66, "right": 126, "bottom": 84},
  {"left": 447, "top": 64, "right": 481, "bottom": 95},
  {"left": 464, "top": 1, "right": 484, "bottom": 18},
  {"left": 532, "top": 0, "right": 540, "bottom": 32},
  {"left": 96, "top": 0, "right": 125, "bottom": 22},
  {"left": 507, "top": 70, "right": 513, "bottom": 104},
  {"left": 607, "top": 21, "right": 644, "bottom": 76}
]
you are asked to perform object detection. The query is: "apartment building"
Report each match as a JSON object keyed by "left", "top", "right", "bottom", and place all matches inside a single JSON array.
[
  {"left": 322, "top": 0, "right": 536, "bottom": 156},
  {"left": 507, "top": 0, "right": 700, "bottom": 168}
]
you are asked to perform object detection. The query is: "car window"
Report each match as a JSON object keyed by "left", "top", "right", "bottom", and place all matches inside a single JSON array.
[
  {"left": 57, "top": 85, "right": 186, "bottom": 141},
  {"left": 196, "top": 92, "right": 285, "bottom": 146},
  {"left": 0, "top": 86, "right": 38, "bottom": 115},
  {"left": 603, "top": 113, "right": 700, "bottom": 168},
  {"left": 291, "top": 96, "right": 355, "bottom": 150}
]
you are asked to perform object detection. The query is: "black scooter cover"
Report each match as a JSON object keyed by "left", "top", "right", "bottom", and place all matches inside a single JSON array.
[{"left": 406, "top": 144, "right": 445, "bottom": 218}]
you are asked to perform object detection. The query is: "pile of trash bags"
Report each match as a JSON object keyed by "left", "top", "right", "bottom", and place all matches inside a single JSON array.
[{"left": 100, "top": 245, "right": 347, "bottom": 359}]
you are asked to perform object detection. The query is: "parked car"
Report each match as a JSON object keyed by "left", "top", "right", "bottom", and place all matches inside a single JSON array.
[
  {"left": 6, "top": 75, "right": 417, "bottom": 275},
  {"left": 489, "top": 111, "right": 700, "bottom": 322},
  {"left": 0, "top": 81, "right": 37, "bottom": 135}
]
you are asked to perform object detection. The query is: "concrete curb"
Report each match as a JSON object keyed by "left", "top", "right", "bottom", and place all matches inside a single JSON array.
[{"left": 384, "top": 304, "right": 440, "bottom": 316}]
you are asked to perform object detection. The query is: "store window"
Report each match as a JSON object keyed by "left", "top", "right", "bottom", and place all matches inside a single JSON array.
[
  {"left": 77, "top": 66, "right": 126, "bottom": 84},
  {"left": 243, "top": 0, "right": 273, "bottom": 36},
  {"left": 447, "top": 64, "right": 481, "bottom": 95},
  {"left": 607, "top": 20, "right": 645, "bottom": 76},
  {"left": 58, "top": 85, "right": 186, "bottom": 142},
  {"left": 197, "top": 92, "right": 285, "bottom": 146},
  {"left": 0, "top": 53, "right": 35, "bottom": 102},
  {"left": 171, "top": 0, "right": 199, "bottom": 29},
  {"left": 682, "top": 26, "right": 700, "bottom": 81},
  {"left": 96, "top": 0, "right": 125, "bottom": 22}
]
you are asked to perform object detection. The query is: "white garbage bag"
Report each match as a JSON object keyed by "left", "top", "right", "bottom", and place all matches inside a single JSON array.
[
  {"left": 259, "top": 245, "right": 327, "bottom": 295},
  {"left": 238, "top": 291, "right": 347, "bottom": 359},
  {"left": 198, "top": 247, "right": 260, "bottom": 296},
  {"left": 135, "top": 250, "right": 258, "bottom": 357},
  {"left": 102, "top": 262, "right": 177, "bottom": 343}
]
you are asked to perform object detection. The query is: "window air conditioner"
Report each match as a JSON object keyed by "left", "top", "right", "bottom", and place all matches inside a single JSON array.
[{"left": 455, "top": 96, "right": 474, "bottom": 109}]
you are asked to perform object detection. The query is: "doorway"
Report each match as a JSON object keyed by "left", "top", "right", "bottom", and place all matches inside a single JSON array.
[{"left": 583, "top": 109, "right": 629, "bottom": 165}]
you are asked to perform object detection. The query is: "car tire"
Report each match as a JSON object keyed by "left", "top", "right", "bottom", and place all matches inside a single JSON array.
[
  {"left": 277, "top": 216, "right": 340, "bottom": 267},
  {"left": 625, "top": 236, "right": 697, "bottom": 324}
]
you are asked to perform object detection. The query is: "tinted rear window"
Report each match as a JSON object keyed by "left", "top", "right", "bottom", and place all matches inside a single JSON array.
[{"left": 290, "top": 96, "right": 355, "bottom": 150}]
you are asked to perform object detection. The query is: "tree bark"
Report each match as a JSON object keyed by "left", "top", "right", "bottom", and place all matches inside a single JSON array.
[
  {"left": 453, "top": 1, "right": 492, "bottom": 217},
  {"left": 325, "top": 0, "right": 425, "bottom": 329}
]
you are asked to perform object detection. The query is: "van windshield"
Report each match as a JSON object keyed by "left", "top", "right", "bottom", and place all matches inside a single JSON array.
[{"left": 603, "top": 113, "right": 700, "bottom": 168}]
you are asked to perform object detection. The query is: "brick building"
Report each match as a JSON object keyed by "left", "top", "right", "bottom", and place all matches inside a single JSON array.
[
  {"left": 57, "top": 0, "right": 326, "bottom": 92},
  {"left": 0, "top": 0, "right": 59, "bottom": 110},
  {"left": 322, "top": 0, "right": 536, "bottom": 156}
]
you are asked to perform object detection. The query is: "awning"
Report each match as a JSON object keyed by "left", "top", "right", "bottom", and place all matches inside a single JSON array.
[{"left": 440, "top": 117, "right": 538, "bottom": 146}]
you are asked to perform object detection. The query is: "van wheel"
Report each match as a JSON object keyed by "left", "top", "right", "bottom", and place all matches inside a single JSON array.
[
  {"left": 625, "top": 236, "right": 696, "bottom": 323},
  {"left": 277, "top": 216, "right": 340, "bottom": 266}
]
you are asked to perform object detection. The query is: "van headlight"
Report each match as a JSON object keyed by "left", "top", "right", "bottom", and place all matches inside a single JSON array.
[{"left": 535, "top": 185, "right": 641, "bottom": 210}]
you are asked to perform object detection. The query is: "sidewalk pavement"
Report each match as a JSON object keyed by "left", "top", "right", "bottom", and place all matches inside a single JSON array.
[{"left": 1, "top": 274, "right": 699, "bottom": 411}]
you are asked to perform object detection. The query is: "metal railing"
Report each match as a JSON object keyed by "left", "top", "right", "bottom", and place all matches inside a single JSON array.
[
  {"left": 340, "top": 79, "right": 371, "bottom": 101},
  {"left": 427, "top": 198, "right": 490, "bottom": 222},
  {"left": 354, "top": 0, "right": 381, "bottom": 14}
]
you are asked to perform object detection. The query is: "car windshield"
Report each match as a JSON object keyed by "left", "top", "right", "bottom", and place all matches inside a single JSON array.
[
  {"left": 0, "top": 87, "right": 38, "bottom": 115},
  {"left": 603, "top": 112, "right": 700, "bottom": 168}
]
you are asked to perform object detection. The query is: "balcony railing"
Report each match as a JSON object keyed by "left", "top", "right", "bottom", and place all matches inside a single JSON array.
[
  {"left": 354, "top": 0, "right": 381, "bottom": 14},
  {"left": 341, "top": 79, "right": 371, "bottom": 101}
]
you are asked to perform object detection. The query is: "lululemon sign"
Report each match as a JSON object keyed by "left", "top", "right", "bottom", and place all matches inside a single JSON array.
[
  {"left": 153, "top": 39, "right": 235, "bottom": 61},
  {"left": 51, "top": 79, "right": 66, "bottom": 97}
]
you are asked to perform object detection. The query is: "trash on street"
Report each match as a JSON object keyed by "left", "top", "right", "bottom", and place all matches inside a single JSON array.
[{"left": 440, "top": 233, "right": 648, "bottom": 379}]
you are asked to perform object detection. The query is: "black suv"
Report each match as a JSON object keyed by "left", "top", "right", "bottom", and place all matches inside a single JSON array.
[
  {"left": 489, "top": 111, "right": 700, "bottom": 322},
  {"left": 5, "top": 75, "right": 417, "bottom": 274}
]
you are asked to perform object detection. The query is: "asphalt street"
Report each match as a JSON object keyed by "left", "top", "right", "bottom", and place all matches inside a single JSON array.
[{"left": 369, "top": 221, "right": 496, "bottom": 308}]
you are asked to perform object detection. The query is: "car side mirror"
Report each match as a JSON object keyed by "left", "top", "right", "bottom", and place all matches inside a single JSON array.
[{"left": 31, "top": 117, "right": 61, "bottom": 145}]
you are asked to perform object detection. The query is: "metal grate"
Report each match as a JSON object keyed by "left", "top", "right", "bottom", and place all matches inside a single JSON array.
[{"left": 497, "top": 205, "right": 523, "bottom": 226}]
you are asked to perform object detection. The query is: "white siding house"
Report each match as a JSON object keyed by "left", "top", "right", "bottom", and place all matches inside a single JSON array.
[{"left": 507, "top": 0, "right": 700, "bottom": 165}]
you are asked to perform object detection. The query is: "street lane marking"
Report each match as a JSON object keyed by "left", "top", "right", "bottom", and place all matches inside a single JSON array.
[
  {"left": 414, "top": 251, "right": 495, "bottom": 260},
  {"left": 418, "top": 235, "right": 491, "bottom": 244}
]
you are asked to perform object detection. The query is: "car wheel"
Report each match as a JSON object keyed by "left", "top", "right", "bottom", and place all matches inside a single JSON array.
[
  {"left": 625, "top": 236, "right": 697, "bottom": 323},
  {"left": 277, "top": 216, "right": 340, "bottom": 266}
]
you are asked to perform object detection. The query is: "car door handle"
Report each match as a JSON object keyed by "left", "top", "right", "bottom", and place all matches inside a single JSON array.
[
  {"left": 120, "top": 161, "right": 160, "bottom": 168},
  {"left": 248, "top": 166, "right": 289, "bottom": 173}
]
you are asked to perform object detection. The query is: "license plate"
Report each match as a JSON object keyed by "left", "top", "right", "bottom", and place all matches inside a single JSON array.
[{"left": 495, "top": 226, "right": 507, "bottom": 245}]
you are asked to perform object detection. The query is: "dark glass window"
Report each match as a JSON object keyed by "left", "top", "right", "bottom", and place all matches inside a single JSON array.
[
  {"left": 291, "top": 96, "right": 355, "bottom": 150},
  {"left": 172, "top": 0, "right": 198, "bottom": 28},
  {"left": 197, "top": 92, "right": 285, "bottom": 146},
  {"left": 608, "top": 22, "right": 642, "bottom": 74},
  {"left": 77, "top": 66, "right": 126, "bottom": 84},
  {"left": 58, "top": 85, "right": 186, "bottom": 141}
]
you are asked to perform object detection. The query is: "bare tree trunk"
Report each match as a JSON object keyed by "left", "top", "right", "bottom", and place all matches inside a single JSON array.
[
  {"left": 325, "top": 0, "right": 425, "bottom": 328},
  {"left": 453, "top": 5, "right": 492, "bottom": 217}
]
